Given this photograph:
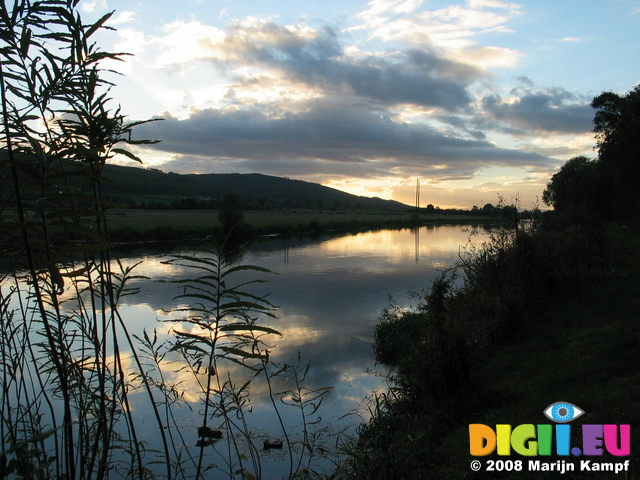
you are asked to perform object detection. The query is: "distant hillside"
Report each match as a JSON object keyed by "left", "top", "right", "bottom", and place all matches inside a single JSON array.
[{"left": 101, "top": 164, "right": 410, "bottom": 211}]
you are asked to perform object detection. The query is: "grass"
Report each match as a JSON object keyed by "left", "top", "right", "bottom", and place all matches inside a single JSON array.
[
  {"left": 433, "top": 252, "right": 640, "bottom": 478},
  {"left": 105, "top": 208, "right": 503, "bottom": 241},
  {"left": 107, "top": 209, "right": 221, "bottom": 232},
  {"left": 440, "top": 225, "right": 640, "bottom": 478}
]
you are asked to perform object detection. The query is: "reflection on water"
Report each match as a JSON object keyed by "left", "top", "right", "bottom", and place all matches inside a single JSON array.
[
  {"left": 119, "top": 224, "right": 480, "bottom": 355},
  {"left": 0, "top": 224, "right": 481, "bottom": 478},
  {"left": 107, "top": 225, "right": 486, "bottom": 475}
]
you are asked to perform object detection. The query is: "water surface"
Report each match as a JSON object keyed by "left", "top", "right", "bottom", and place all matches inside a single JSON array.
[{"left": 108, "top": 224, "right": 484, "bottom": 476}]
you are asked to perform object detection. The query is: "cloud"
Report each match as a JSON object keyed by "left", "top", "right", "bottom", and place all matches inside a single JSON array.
[
  {"left": 150, "top": 21, "right": 226, "bottom": 69},
  {"left": 353, "top": 0, "right": 524, "bottom": 68},
  {"left": 480, "top": 87, "right": 594, "bottom": 134},
  {"left": 105, "top": 2, "right": 600, "bottom": 208},
  {"left": 109, "top": 10, "right": 137, "bottom": 25},
  {"left": 115, "top": 17, "right": 483, "bottom": 113},
  {"left": 81, "top": 0, "right": 107, "bottom": 13},
  {"left": 196, "top": 20, "right": 482, "bottom": 111},
  {"left": 134, "top": 98, "right": 553, "bottom": 183}
]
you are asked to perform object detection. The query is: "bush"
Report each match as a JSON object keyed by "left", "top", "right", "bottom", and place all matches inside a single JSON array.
[{"left": 373, "top": 307, "right": 429, "bottom": 366}]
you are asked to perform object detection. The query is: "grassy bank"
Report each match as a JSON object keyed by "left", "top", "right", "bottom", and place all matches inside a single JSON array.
[
  {"left": 105, "top": 208, "right": 503, "bottom": 242},
  {"left": 432, "top": 224, "right": 640, "bottom": 478},
  {"left": 336, "top": 223, "right": 640, "bottom": 479}
]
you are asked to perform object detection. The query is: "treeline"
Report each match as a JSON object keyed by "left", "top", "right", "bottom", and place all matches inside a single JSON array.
[
  {"left": 112, "top": 193, "right": 533, "bottom": 220},
  {"left": 414, "top": 201, "right": 529, "bottom": 219}
]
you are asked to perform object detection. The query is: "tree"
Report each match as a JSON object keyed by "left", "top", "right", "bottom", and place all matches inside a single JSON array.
[
  {"left": 541, "top": 85, "right": 640, "bottom": 227},
  {"left": 217, "top": 192, "right": 255, "bottom": 247},
  {"left": 218, "top": 193, "right": 244, "bottom": 233},
  {"left": 542, "top": 156, "right": 608, "bottom": 222},
  {"left": 482, "top": 203, "right": 494, "bottom": 215},
  {"left": 592, "top": 86, "right": 640, "bottom": 163},
  {"left": 591, "top": 85, "right": 640, "bottom": 222}
]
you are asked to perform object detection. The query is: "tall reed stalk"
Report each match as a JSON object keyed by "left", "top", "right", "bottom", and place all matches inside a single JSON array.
[
  {"left": 0, "top": 2, "right": 166, "bottom": 478},
  {"left": 1, "top": 4, "right": 335, "bottom": 478}
]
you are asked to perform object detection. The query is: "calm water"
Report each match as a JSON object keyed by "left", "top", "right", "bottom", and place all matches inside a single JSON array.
[
  {"left": 2, "top": 224, "right": 486, "bottom": 478},
  {"left": 108, "top": 224, "right": 485, "bottom": 477}
]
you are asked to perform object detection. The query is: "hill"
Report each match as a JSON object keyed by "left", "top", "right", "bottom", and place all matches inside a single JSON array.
[{"left": 101, "top": 164, "right": 409, "bottom": 211}]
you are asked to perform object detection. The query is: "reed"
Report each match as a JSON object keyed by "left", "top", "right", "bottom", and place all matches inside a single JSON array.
[{"left": 0, "top": 4, "right": 345, "bottom": 479}]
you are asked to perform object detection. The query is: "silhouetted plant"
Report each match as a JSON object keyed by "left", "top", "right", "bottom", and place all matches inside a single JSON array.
[
  {"left": 160, "top": 246, "right": 280, "bottom": 479},
  {"left": 157, "top": 244, "right": 337, "bottom": 480},
  {"left": 276, "top": 359, "right": 334, "bottom": 478},
  {"left": 0, "top": 4, "right": 342, "bottom": 479},
  {"left": 0, "top": 2, "right": 166, "bottom": 478}
]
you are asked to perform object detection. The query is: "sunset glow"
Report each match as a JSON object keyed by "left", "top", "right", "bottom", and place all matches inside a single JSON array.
[{"left": 83, "top": 0, "right": 640, "bottom": 208}]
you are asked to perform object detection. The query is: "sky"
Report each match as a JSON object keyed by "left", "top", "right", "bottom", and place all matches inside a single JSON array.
[{"left": 81, "top": 0, "right": 640, "bottom": 209}]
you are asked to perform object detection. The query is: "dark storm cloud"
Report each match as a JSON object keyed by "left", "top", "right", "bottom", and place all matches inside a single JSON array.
[
  {"left": 480, "top": 87, "right": 594, "bottom": 134},
  {"left": 135, "top": 98, "right": 554, "bottom": 181},
  {"left": 210, "top": 22, "right": 481, "bottom": 110}
]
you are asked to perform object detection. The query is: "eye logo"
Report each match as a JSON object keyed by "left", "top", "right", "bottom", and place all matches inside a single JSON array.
[{"left": 543, "top": 402, "right": 584, "bottom": 423}]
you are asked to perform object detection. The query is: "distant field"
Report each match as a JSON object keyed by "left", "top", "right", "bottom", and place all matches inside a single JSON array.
[
  {"left": 106, "top": 209, "right": 408, "bottom": 233},
  {"left": 107, "top": 209, "right": 221, "bottom": 232},
  {"left": 106, "top": 208, "right": 493, "bottom": 237}
]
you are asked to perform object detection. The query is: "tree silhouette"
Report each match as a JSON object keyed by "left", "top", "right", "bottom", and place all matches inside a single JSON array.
[
  {"left": 592, "top": 85, "right": 640, "bottom": 222},
  {"left": 543, "top": 84, "right": 640, "bottom": 226},
  {"left": 542, "top": 156, "right": 608, "bottom": 223}
]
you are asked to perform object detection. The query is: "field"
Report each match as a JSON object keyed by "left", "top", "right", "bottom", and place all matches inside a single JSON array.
[{"left": 106, "top": 208, "right": 495, "bottom": 239}]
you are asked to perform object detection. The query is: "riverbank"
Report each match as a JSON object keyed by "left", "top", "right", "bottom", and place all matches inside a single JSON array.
[
  {"left": 105, "top": 208, "right": 505, "bottom": 243},
  {"left": 432, "top": 223, "right": 640, "bottom": 478},
  {"left": 336, "top": 223, "right": 640, "bottom": 479}
]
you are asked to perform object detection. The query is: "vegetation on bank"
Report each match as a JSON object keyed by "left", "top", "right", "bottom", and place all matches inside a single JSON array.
[
  {"left": 335, "top": 85, "right": 640, "bottom": 479},
  {"left": 336, "top": 222, "right": 638, "bottom": 479}
]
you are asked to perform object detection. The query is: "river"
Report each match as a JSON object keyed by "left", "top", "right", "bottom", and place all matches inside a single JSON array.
[
  {"left": 1, "top": 223, "right": 487, "bottom": 479},
  {"left": 108, "top": 224, "right": 487, "bottom": 478}
]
